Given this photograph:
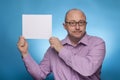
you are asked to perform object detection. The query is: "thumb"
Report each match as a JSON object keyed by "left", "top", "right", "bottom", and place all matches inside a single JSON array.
[{"left": 19, "top": 36, "right": 26, "bottom": 47}]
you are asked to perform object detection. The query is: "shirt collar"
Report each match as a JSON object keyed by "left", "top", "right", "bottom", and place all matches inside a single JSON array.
[
  {"left": 61, "top": 36, "right": 71, "bottom": 45},
  {"left": 79, "top": 33, "right": 88, "bottom": 46},
  {"left": 61, "top": 33, "right": 89, "bottom": 46}
]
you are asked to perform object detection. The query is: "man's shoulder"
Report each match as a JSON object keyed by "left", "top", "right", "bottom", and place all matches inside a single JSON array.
[
  {"left": 61, "top": 36, "right": 69, "bottom": 45},
  {"left": 87, "top": 34, "right": 105, "bottom": 43}
]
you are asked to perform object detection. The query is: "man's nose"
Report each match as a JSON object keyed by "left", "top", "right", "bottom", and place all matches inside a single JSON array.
[{"left": 75, "top": 24, "right": 80, "bottom": 30}]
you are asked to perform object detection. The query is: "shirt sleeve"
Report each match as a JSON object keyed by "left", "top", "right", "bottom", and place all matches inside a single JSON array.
[
  {"left": 23, "top": 48, "right": 51, "bottom": 80},
  {"left": 59, "top": 38, "right": 106, "bottom": 76}
]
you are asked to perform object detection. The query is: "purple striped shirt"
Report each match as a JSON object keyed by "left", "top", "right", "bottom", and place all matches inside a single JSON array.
[{"left": 23, "top": 34, "right": 106, "bottom": 80}]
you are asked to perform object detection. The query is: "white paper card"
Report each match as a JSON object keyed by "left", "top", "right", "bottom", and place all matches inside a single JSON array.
[{"left": 22, "top": 14, "right": 52, "bottom": 39}]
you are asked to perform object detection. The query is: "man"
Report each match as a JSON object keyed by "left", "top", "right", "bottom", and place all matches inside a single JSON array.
[{"left": 17, "top": 8, "right": 106, "bottom": 80}]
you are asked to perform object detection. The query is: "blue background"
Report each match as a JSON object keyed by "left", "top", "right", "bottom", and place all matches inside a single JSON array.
[{"left": 0, "top": 0, "right": 120, "bottom": 80}]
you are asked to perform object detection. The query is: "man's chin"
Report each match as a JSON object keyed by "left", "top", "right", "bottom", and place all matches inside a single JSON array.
[
  {"left": 73, "top": 35, "right": 82, "bottom": 39},
  {"left": 68, "top": 34, "right": 83, "bottom": 39}
]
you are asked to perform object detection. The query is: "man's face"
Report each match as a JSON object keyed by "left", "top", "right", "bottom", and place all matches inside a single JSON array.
[{"left": 64, "top": 10, "right": 87, "bottom": 39}]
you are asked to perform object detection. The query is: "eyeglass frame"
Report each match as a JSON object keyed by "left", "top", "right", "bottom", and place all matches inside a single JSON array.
[{"left": 65, "top": 20, "right": 87, "bottom": 27}]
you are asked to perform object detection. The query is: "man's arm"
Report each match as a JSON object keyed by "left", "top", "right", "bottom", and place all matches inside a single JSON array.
[
  {"left": 23, "top": 50, "right": 51, "bottom": 80},
  {"left": 17, "top": 36, "right": 51, "bottom": 79},
  {"left": 49, "top": 37, "right": 105, "bottom": 76},
  {"left": 59, "top": 38, "right": 106, "bottom": 76}
]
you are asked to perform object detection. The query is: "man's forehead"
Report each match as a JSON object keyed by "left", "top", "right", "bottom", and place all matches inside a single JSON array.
[
  {"left": 67, "top": 10, "right": 84, "bottom": 15},
  {"left": 66, "top": 12, "right": 86, "bottom": 21},
  {"left": 66, "top": 10, "right": 86, "bottom": 19},
  {"left": 64, "top": 9, "right": 86, "bottom": 21}
]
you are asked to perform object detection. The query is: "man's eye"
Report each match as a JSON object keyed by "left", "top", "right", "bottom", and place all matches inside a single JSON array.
[
  {"left": 79, "top": 22, "right": 85, "bottom": 24},
  {"left": 79, "top": 22, "right": 84, "bottom": 24},
  {"left": 70, "top": 22, "right": 75, "bottom": 24}
]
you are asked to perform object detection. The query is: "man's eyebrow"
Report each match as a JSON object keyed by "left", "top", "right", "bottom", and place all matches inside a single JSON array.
[{"left": 66, "top": 20, "right": 77, "bottom": 22}]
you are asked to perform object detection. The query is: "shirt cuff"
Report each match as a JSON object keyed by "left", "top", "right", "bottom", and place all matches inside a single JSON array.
[{"left": 22, "top": 53, "right": 33, "bottom": 64}]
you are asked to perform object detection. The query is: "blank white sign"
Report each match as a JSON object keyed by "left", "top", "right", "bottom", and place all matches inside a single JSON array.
[{"left": 22, "top": 14, "right": 52, "bottom": 39}]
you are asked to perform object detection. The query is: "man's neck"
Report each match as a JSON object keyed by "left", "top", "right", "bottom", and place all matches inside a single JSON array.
[
  {"left": 68, "top": 33, "right": 86, "bottom": 46},
  {"left": 68, "top": 35, "right": 81, "bottom": 46}
]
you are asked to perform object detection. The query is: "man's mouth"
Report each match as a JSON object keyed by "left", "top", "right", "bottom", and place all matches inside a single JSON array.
[{"left": 74, "top": 31, "right": 82, "bottom": 33}]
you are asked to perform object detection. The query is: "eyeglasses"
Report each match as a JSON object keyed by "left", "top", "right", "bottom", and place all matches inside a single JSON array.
[{"left": 65, "top": 20, "right": 87, "bottom": 26}]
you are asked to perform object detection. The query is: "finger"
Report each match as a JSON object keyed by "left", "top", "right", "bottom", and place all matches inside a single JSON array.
[
  {"left": 49, "top": 37, "right": 55, "bottom": 43},
  {"left": 17, "top": 42, "right": 25, "bottom": 47},
  {"left": 49, "top": 38, "right": 54, "bottom": 48},
  {"left": 49, "top": 37, "right": 54, "bottom": 40},
  {"left": 20, "top": 36, "right": 25, "bottom": 40},
  {"left": 18, "top": 36, "right": 25, "bottom": 47}
]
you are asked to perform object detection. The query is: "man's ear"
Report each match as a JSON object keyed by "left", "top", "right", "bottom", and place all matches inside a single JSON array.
[{"left": 63, "top": 23, "right": 67, "bottom": 30}]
